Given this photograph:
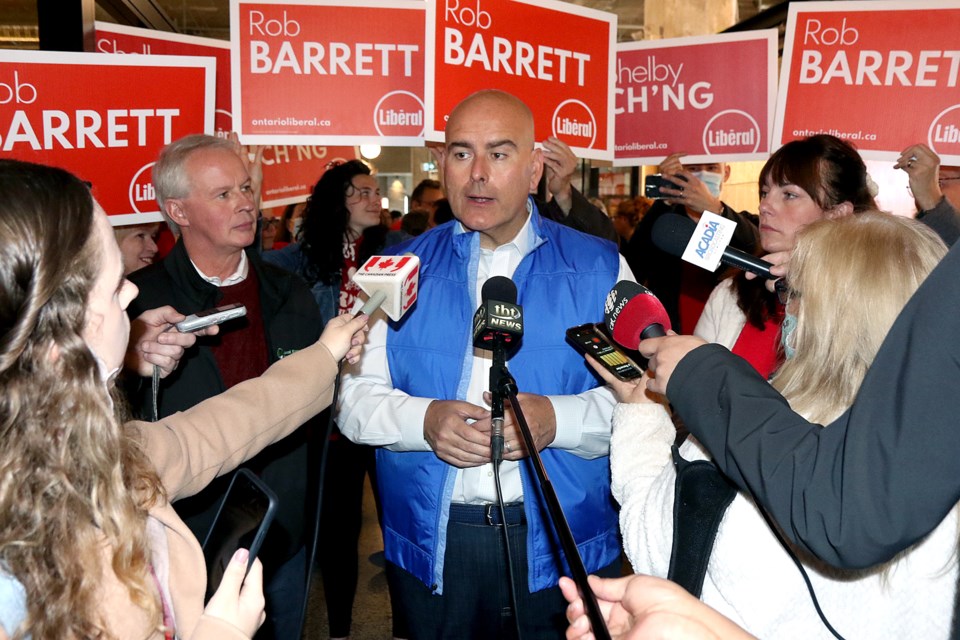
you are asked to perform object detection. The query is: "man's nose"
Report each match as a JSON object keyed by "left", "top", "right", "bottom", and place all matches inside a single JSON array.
[{"left": 470, "top": 157, "right": 488, "bottom": 183}]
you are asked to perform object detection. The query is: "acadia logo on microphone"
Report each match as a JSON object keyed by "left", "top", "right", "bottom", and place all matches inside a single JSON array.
[
  {"left": 695, "top": 220, "right": 722, "bottom": 259},
  {"left": 680, "top": 211, "right": 736, "bottom": 272}
]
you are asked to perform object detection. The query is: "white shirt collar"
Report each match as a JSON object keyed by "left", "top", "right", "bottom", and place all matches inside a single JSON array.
[
  {"left": 455, "top": 197, "right": 536, "bottom": 255},
  {"left": 190, "top": 250, "right": 249, "bottom": 287}
]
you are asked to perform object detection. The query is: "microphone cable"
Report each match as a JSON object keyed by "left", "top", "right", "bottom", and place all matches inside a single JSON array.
[
  {"left": 300, "top": 299, "right": 384, "bottom": 635},
  {"left": 756, "top": 500, "right": 847, "bottom": 640},
  {"left": 297, "top": 360, "right": 343, "bottom": 638}
]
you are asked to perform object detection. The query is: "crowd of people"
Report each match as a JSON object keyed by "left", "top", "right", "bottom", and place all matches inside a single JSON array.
[{"left": 2, "top": 86, "right": 960, "bottom": 640}]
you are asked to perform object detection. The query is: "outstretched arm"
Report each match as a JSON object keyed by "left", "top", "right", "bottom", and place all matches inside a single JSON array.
[{"left": 641, "top": 239, "right": 960, "bottom": 568}]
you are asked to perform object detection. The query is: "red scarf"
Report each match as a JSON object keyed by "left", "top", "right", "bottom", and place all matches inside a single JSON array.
[{"left": 339, "top": 235, "right": 363, "bottom": 314}]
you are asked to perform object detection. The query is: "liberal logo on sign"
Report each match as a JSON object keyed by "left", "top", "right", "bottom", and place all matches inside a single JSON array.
[
  {"left": 128, "top": 162, "right": 158, "bottom": 214},
  {"left": 702, "top": 109, "right": 761, "bottom": 155},
  {"left": 552, "top": 99, "right": 596, "bottom": 149},
  {"left": 374, "top": 90, "right": 424, "bottom": 138},
  {"left": 929, "top": 104, "right": 960, "bottom": 158}
]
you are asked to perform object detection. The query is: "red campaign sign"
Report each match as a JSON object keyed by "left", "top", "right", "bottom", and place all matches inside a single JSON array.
[
  {"left": 614, "top": 31, "right": 777, "bottom": 166},
  {"left": 426, "top": 0, "right": 616, "bottom": 160},
  {"left": 260, "top": 144, "right": 357, "bottom": 207},
  {"left": 94, "top": 22, "right": 232, "bottom": 136},
  {"left": 232, "top": 0, "right": 426, "bottom": 146},
  {"left": 92, "top": 23, "right": 343, "bottom": 209},
  {"left": 0, "top": 50, "right": 214, "bottom": 223},
  {"left": 775, "top": 1, "right": 960, "bottom": 164}
]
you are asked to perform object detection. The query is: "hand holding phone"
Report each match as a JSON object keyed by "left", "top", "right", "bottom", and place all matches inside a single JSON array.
[
  {"left": 566, "top": 323, "right": 644, "bottom": 381},
  {"left": 202, "top": 468, "right": 277, "bottom": 602},
  {"left": 202, "top": 549, "right": 266, "bottom": 638},
  {"left": 644, "top": 174, "right": 681, "bottom": 200},
  {"left": 176, "top": 302, "right": 247, "bottom": 333}
]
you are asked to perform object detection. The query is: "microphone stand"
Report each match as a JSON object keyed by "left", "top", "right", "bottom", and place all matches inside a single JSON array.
[
  {"left": 489, "top": 337, "right": 506, "bottom": 463},
  {"left": 497, "top": 368, "right": 612, "bottom": 640}
]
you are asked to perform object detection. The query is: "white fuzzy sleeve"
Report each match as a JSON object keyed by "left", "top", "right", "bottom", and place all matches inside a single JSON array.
[{"left": 610, "top": 402, "right": 677, "bottom": 577}]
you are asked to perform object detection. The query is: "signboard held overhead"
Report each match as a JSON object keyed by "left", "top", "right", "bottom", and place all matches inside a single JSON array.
[
  {"left": 774, "top": 0, "right": 960, "bottom": 164},
  {"left": 426, "top": 0, "right": 616, "bottom": 160},
  {"left": 0, "top": 50, "right": 213, "bottom": 223},
  {"left": 231, "top": 0, "right": 426, "bottom": 146},
  {"left": 95, "top": 22, "right": 233, "bottom": 137},
  {"left": 614, "top": 31, "right": 778, "bottom": 166}
]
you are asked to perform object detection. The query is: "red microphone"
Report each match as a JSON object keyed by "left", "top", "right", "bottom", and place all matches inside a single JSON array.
[{"left": 603, "top": 281, "right": 671, "bottom": 350}]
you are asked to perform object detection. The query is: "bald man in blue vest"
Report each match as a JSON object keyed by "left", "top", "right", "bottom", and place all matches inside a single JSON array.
[{"left": 338, "top": 90, "right": 635, "bottom": 639}]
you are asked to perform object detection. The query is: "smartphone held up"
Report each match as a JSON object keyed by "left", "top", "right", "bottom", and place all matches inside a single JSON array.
[{"left": 644, "top": 174, "right": 681, "bottom": 199}]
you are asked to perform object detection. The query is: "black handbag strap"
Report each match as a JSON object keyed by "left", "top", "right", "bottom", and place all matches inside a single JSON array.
[{"left": 666, "top": 442, "right": 737, "bottom": 597}]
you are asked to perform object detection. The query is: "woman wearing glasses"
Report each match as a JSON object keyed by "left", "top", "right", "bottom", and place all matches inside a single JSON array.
[{"left": 694, "top": 135, "right": 876, "bottom": 378}]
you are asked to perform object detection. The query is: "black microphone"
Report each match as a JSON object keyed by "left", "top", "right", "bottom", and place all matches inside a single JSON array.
[
  {"left": 472, "top": 277, "right": 523, "bottom": 349},
  {"left": 472, "top": 276, "right": 523, "bottom": 464},
  {"left": 652, "top": 214, "right": 775, "bottom": 279}
]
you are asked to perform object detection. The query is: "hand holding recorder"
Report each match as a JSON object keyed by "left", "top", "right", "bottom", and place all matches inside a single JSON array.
[{"left": 125, "top": 305, "right": 224, "bottom": 378}]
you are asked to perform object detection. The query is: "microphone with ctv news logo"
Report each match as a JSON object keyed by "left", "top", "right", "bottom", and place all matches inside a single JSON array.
[
  {"left": 652, "top": 213, "right": 776, "bottom": 280},
  {"left": 604, "top": 281, "right": 671, "bottom": 350},
  {"left": 473, "top": 276, "right": 523, "bottom": 464}
]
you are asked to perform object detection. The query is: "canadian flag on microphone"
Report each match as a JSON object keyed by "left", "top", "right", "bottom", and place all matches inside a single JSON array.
[{"left": 352, "top": 254, "right": 420, "bottom": 321}]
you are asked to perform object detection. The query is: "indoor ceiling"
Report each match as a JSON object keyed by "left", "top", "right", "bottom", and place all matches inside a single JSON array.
[{"left": 1, "top": 0, "right": 778, "bottom": 48}]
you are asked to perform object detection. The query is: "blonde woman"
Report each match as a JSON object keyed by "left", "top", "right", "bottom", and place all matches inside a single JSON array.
[
  {"left": 0, "top": 159, "right": 368, "bottom": 640},
  {"left": 601, "top": 212, "right": 954, "bottom": 638}
]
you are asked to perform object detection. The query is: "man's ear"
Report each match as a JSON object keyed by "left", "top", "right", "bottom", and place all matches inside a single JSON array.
[
  {"left": 166, "top": 199, "right": 189, "bottom": 227},
  {"left": 428, "top": 141, "right": 444, "bottom": 167},
  {"left": 529, "top": 147, "right": 544, "bottom": 192},
  {"left": 827, "top": 201, "right": 854, "bottom": 219},
  {"left": 723, "top": 164, "right": 732, "bottom": 183}
]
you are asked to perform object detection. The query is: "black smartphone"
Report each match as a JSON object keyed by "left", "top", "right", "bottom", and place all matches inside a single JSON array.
[
  {"left": 644, "top": 174, "right": 680, "bottom": 199},
  {"left": 566, "top": 322, "right": 644, "bottom": 381},
  {"left": 176, "top": 302, "right": 247, "bottom": 333},
  {"left": 202, "top": 468, "right": 278, "bottom": 601}
]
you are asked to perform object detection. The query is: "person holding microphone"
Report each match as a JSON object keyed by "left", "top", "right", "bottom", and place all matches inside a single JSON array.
[{"left": 0, "top": 159, "right": 368, "bottom": 640}]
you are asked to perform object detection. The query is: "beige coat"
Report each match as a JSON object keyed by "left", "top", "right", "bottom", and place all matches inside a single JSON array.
[{"left": 3, "top": 340, "right": 339, "bottom": 640}]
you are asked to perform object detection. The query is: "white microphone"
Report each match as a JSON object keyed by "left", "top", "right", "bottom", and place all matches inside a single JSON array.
[
  {"left": 652, "top": 213, "right": 774, "bottom": 279},
  {"left": 352, "top": 254, "right": 420, "bottom": 321}
]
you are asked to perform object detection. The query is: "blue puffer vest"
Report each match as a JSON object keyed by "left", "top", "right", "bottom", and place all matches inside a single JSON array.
[{"left": 379, "top": 203, "right": 622, "bottom": 593}]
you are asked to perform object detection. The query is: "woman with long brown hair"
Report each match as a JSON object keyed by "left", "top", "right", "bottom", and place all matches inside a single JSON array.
[{"left": 0, "top": 159, "right": 367, "bottom": 640}]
